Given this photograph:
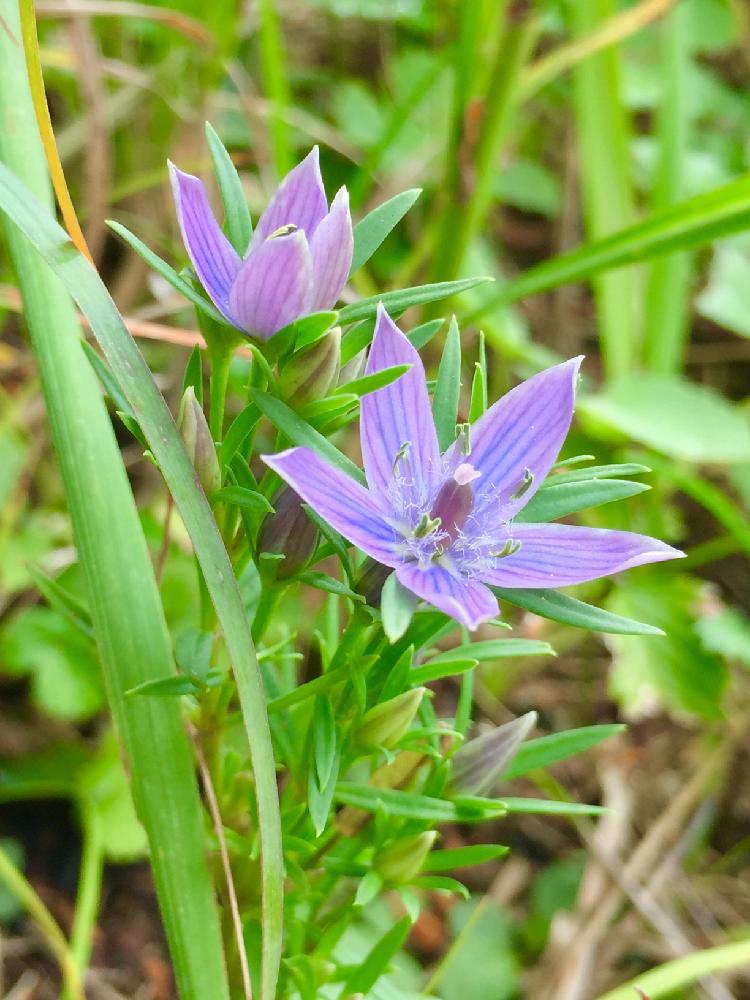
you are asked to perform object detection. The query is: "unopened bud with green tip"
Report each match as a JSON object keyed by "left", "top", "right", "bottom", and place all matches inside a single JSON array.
[
  {"left": 376, "top": 831, "right": 437, "bottom": 885},
  {"left": 356, "top": 687, "right": 426, "bottom": 750},
  {"left": 257, "top": 486, "right": 319, "bottom": 579},
  {"left": 277, "top": 327, "right": 341, "bottom": 406},
  {"left": 177, "top": 386, "right": 221, "bottom": 496}
]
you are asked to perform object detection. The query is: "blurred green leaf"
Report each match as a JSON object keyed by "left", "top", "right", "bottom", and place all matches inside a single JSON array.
[
  {"left": 423, "top": 844, "right": 509, "bottom": 872},
  {"left": 518, "top": 478, "right": 650, "bottom": 523},
  {"left": 205, "top": 121, "right": 253, "bottom": 253},
  {"left": 607, "top": 573, "right": 728, "bottom": 718},
  {"left": 502, "top": 725, "right": 625, "bottom": 780},
  {"left": 433, "top": 316, "right": 461, "bottom": 452},
  {"left": 581, "top": 374, "right": 750, "bottom": 463},
  {"left": 495, "top": 586, "right": 665, "bottom": 635},
  {"left": 351, "top": 188, "right": 421, "bottom": 274}
]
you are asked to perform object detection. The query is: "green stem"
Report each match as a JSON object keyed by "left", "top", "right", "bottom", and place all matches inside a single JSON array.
[
  {"left": 252, "top": 582, "right": 283, "bottom": 644},
  {"left": 64, "top": 796, "right": 104, "bottom": 996},
  {"left": 0, "top": 846, "right": 85, "bottom": 1000},
  {"left": 209, "top": 343, "right": 233, "bottom": 441}
]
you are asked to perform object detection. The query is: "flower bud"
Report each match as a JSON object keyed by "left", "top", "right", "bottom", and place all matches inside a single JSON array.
[
  {"left": 355, "top": 558, "right": 391, "bottom": 607},
  {"left": 277, "top": 327, "right": 341, "bottom": 406},
  {"left": 257, "top": 486, "right": 319, "bottom": 579},
  {"left": 451, "top": 711, "right": 537, "bottom": 796},
  {"left": 376, "top": 831, "right": 437, "bottom": 886},
  {"left": 177, "top": 386, "right": 221, "bottom": 496},
  {"left": 356, "top": 687, "right": 426, "bottom": 750}
]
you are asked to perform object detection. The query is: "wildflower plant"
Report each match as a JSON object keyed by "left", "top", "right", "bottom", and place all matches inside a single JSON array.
[{"left": 0, "top": 105, "right": 686, "bottom": 1000}]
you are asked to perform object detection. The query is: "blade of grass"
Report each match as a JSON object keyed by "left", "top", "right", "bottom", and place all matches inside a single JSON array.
[
  {"left": 0, "top": 6, "right": 231, "bottom": 996},
  {"left": 257, "top": 0, "right": 292, "bottom": 176},
  {"left": 593, "top": 938, "right": 750, "bottom": 1000},
  {"left": 466, "top": 173, "right": 750, "bottom": 322},
  {"left": 567, "top": 0, "right": 639, "bottom": 377},
  {"left": 0, "top": 155, "right": 285, "bottom": 997},
  {"left": 0, "top": 52, "right": 282, "bottom": 999},
  {"left": 644, "top": 1, "right": 693, "bottom": 374}
]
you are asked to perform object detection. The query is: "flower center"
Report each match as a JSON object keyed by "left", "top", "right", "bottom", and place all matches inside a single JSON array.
[{"left": 429, "top": 463, "right": 480, "bottom": 546}]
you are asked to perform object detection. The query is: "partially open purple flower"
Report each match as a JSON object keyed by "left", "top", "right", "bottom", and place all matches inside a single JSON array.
[
  {"left": 169, "top": 147, "right": 352, "bottom": 339},
  {"left": 263, "top": 306, "right": 684, "bottom": 630}
]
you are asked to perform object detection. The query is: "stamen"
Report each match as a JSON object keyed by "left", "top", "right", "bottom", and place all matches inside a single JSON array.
[
  {"left": 392, "top": 440, "right": 412, "bottom": 476},
  {"left": 414, "top": 513, "right": 441, "bottom": 538},
  {"left": 490, "top": 538, "right": 522, "bottom": 559},
  {"left": 510, "top": 468, "right": 534, "bottom": 501},
  {"left": 455, "top": 422, "right": 472, "bottom": 456},
  {"left": 269, "top": 224, "right": 299, "bottom": 239}
]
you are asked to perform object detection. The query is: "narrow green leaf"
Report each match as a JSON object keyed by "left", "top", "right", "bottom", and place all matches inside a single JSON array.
[
  {"left": 423, "top": 844, "right": 509, "bottom": 872},
  {"left": 297, "top": 572, "right": 364, "bottom": 602},
  {"left": 335, "top": 783, "right": 506, "bottom": 822},
  {"left": 81, "top": 340, "right": 133, "bottom": 417},
  {"left": 28, "top": 565, "right": 93, "bottom": 639},
  {"left": 502, "top": 725, "right": 625, "bottom": 780},
  {"left": 212, "top": 485, "right": 274, "bottom": 513},
  {"left": 411, "top": 875, "right": 470, "bottom": 899},
  {"left": 218, "top": 402, "right": 260, "bottom": 471},
  {"left": 204, "top": 121, "right": 252, "bottom": 253},
  {"left": 313, "top": 696, "right": 337, "bottom": 788},
  {"left": 181, "top": 344, "right": 204, "bottom": 407},
  {"left": 517, "top": 478, "right": 650, "bottom": 523},
  {"left": 428, "top": 639, "right": 554, "bottom": 664},
  {"left": 336, "top": 363, "right": 411, "bottom": 399},
  {"left": 409, "top": 318, "right": 445, "bottom": 350},
  {"left": 593, "top": 938, "right": 750, "bottom": 1000},
  {"left": 410, "top": 658, "right": 477, "bottom": 686},
  {"left": 472, "top": 173, "right": 750, "bottom": 322},
  {"left": 276, "top": 311, "right": 338, "bottom": 354},
  {"left": 433, "top": 316, "right": 462, "bottom": 452},
  {"left": 350, "top": 188, "right": 421, "bottom": 275},
  {"left": 252, "top": 389, "right": 365, "bottom": 483},
  {"left": 549, "top": 462, "right": 650, "bottom": 485},
  {"left": 338, "top": 276, "right": 492, "bottom": 326},
  {"left": 341, "top": 916, "right": 412, "bottom": 995},
  {"left": 498, "top": 797, "right": 607, "bottom": 816},
  {"left": 127, "top": 675, "right": 202, "bottom": 697},
  {"left": 107, "top": 219, "right": 228, "bottom": 326},
  {"left": 494, "top": 587, "right": 664, "bottom": 636},
  {"left": 381, "top": 572, "right": 418, "bottom": 643}
]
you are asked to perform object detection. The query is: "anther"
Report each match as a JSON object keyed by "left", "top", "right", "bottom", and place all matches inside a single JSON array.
[
  {"left": 269, "top": 224, "right": 299, "bottom": 239},
  {"left": 510, "top": 468, "right": 534, "bottom": 501}
]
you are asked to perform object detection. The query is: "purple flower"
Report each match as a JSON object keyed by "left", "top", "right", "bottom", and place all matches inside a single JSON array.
[
  {"left": 169, "top": 147, "right": 352, "bottom": 339},
  {"left": 263, "top": 306, "right": 684, "bottom": 630}
]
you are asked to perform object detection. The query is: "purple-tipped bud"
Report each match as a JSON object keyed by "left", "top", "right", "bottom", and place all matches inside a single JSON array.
[
  {"left": 376, "top": 831, "right": 437, "bottom": 885},
  {"left": 356, "top": 687, "right": 426, "bottom": 750},
  {"left": 355, "top": 558, "right": 392, "bottom": 607},
  {"left": 451, "top": 711, "right": 537, "bottom": 796},
  {"left": 257, "top": 486, "right": 319, "bottom": 578},
  {"left": 177, "top": 386, "right": 221, "bottom": 497},
  {"left": 277, "top": 327, "right": 341, "bottom": 406}
]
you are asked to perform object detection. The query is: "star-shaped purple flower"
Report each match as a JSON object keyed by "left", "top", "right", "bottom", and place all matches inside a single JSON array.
[
  {"left": 169, "top": 147, "right": 352, "bottom": 339},
  {"left": 263, "top": 306, "right": 684, "bottom": 630}
]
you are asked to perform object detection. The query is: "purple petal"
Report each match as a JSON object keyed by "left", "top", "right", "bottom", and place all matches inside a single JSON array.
[
  {"left": 447, "top": 358, "right": 583, "bottom": 527},
  {"left": 480, "top": 522, "right": 684, "bottom": 588},
  {"left": 228, "top": 231, "right": 313, "bottom": 339},
  {"left": 360, "top": 305, "right": 441, "bottom": 505},
  {"left": 262, "top": 447, "right": 401, "bottom": 565},
  {"left": 309, "top": 186, "right": 353, "bottom": 311},
  {"left": 169, "top": 162, "right": 241, "bottom": 318},
  {"left": 253, "top": 147, "right": 328, "bottom": 244},
  {"left": 395, "top": 561, "right": 498, "bottom": 631}
]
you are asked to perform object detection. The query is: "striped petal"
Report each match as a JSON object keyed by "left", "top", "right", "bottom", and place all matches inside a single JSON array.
[
  {"left": 447, "top": 358, "right": 583, "bottom": 527},
  {"left": 360, "top": 305, "right": 441, "bottom": 506},
  {"left": 262, "top": 447, "right": 400, "bottom": 566},
  {"left": 228, "top": 231, "right": 313, "bottom": 339},
  {"left": 309, "top": 186, "right": 353, "bottom": 310},
  {"left": 169, "top": 162, "right": 240, "bottom": 319},
  {"left": 253, "top": 147, "right": 328, "bottom": 244},
  {"left": 395, "top": 561, "right": 498, "bottom": 631},
  {"left": 480, "top": 522, "right": 684, "bottom": 588}
]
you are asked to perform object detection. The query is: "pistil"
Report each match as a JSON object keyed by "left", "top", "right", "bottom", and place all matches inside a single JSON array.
[{"left": 429, "top": 463, "right": 480, "bottom": 546}]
